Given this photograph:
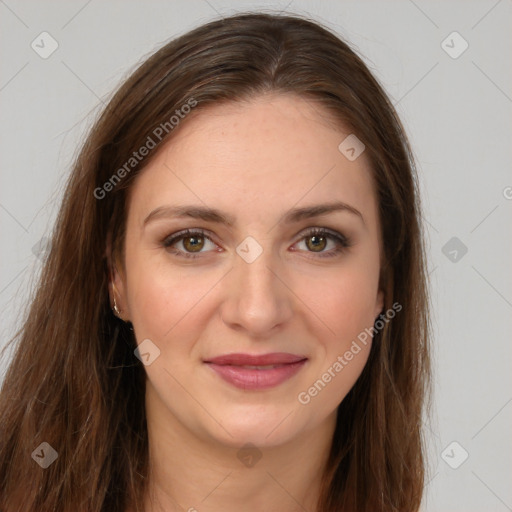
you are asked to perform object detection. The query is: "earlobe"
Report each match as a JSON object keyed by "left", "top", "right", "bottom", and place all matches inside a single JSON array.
[
  {"left": 108, "top": 262, "right": 130, "bottom": 322},
  {"left": 106, "top": 233, "right": 130, "bottom": 321},
  {"left": 374, "top": 289, "right": 385, "bottom": 320},
  {"left": 110, "top": 279, "right": 123, "bottom": 318}
]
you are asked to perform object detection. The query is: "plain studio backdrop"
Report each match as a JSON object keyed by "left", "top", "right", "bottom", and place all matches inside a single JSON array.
[{"left": 0, "top": 1, "right": 511, "bottom": 511}]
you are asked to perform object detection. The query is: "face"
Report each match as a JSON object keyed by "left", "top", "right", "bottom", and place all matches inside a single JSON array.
[{"left": 112, "top": 93, "right": 384, "bottom": 449}]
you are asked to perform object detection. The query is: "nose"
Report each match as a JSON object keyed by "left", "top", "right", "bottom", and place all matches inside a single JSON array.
[{"left": 219, "top": 246, "right": 294, "bottom": 337}]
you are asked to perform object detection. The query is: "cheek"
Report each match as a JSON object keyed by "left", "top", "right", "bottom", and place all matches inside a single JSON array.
[
  {"left": 300, "top": 257, "right": 380, "bottom": 341},
  {"left": 292, "top": 249, "right": 381, "bottom": 396},
  {"left": 294, "top": 271, "right": 378, "bottom": 414},
  {"left": 308, "top": 280, "right": 376, "bottom": 386},
  {"left": 322, "top": 277, "right": 378, "bottom": 332},
  {"left": 124, "top": 250, "right": 218, "bottom": 344}
]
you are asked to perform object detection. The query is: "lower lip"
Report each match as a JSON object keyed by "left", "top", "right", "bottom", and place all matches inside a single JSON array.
[{"left": 205, "top": 360, "right": 307, "bottom": 390}]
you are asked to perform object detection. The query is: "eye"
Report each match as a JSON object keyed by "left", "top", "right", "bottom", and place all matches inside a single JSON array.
[
  {"left": 162, "top": 229, "right": 219, "bottom": 259},
  {"left": 293, "top": 227, "right": 351, "bottom": 258},
  {"left": 162, "top": 227, "right": 351, "bottom": 260}
]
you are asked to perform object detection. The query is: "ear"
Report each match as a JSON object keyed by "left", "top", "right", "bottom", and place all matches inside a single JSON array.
[
  {"left": 106, "top": 234, "right": 130, "bottom": 322},
  {"left": 374, "top": 262, "right": 390, "bottom": 321},
  {"left": 374, "top": 288, "right": 385, "bottom": 321}
]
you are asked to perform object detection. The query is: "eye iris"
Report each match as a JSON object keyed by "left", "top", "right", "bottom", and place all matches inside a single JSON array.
[
  {"left": 306, "top": 235, "right": 327, "bottom": 252},
  {"left": 183, "top": 235, "right": 204, "bottom": 252}
]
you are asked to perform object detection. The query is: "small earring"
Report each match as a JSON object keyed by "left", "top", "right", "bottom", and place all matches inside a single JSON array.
[{"left": 112, "top": 293, "right": 122, "bottom": 317}]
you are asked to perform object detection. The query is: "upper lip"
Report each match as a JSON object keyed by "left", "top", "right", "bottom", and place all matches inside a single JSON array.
[{"left": 204, "top": 352, "right": 307, "bottom": 366}]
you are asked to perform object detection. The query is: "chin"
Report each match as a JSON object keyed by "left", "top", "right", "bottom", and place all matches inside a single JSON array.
[{"left": 203, "top": 404, "right": 305, "bottom": 449}]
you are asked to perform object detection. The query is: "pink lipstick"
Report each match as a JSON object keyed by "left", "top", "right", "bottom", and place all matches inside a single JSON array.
[{"left": 204, "top": 352, "right": 307, "bottom": 390}]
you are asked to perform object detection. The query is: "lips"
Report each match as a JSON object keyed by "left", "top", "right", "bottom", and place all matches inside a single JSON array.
[
  {"left": 205, "top": 352, "right": 306, "bottom": 366},
  {"left": 204, "top": 352, "right": 308, "bottom": 390}
]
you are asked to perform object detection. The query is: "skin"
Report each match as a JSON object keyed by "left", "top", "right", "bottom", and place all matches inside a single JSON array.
[{"left": 111, "top": 93, "right": 384, "bottom": 512}]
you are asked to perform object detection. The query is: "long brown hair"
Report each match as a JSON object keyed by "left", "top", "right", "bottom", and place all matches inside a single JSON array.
[{"left": 0, "top": 12, "right": 431, "bottom": 511}]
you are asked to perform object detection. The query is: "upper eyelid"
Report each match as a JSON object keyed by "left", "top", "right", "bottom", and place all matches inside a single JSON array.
[{"left": 163, "top": 228, "right": 212, "bottom": 246}]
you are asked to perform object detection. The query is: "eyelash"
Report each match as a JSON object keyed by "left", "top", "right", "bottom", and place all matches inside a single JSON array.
[{"left": 162, "top": 227, "right": 352, "bottom": 260}]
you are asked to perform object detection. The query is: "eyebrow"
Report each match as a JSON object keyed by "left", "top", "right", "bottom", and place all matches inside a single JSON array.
[{"left": 143, "top": 200, "right": 364, "bottom": 227}]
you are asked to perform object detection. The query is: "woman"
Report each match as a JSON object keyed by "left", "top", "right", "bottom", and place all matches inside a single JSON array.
[{"left": 0, "top": 12, "right": 431, "bottom": 512}]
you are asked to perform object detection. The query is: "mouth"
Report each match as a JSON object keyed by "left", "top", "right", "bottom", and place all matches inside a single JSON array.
[{"left": 203, "top": 353, "right": 308, "bottom": 390}]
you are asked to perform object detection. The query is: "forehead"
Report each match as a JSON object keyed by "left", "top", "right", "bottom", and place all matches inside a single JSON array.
[{"left": 127, "top": 94, "right": 378, "bottom": 228}]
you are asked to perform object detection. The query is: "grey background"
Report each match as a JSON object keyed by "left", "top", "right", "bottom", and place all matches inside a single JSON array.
[{"left": 1, "top": 1, "right": 511, "bottom": 510}]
